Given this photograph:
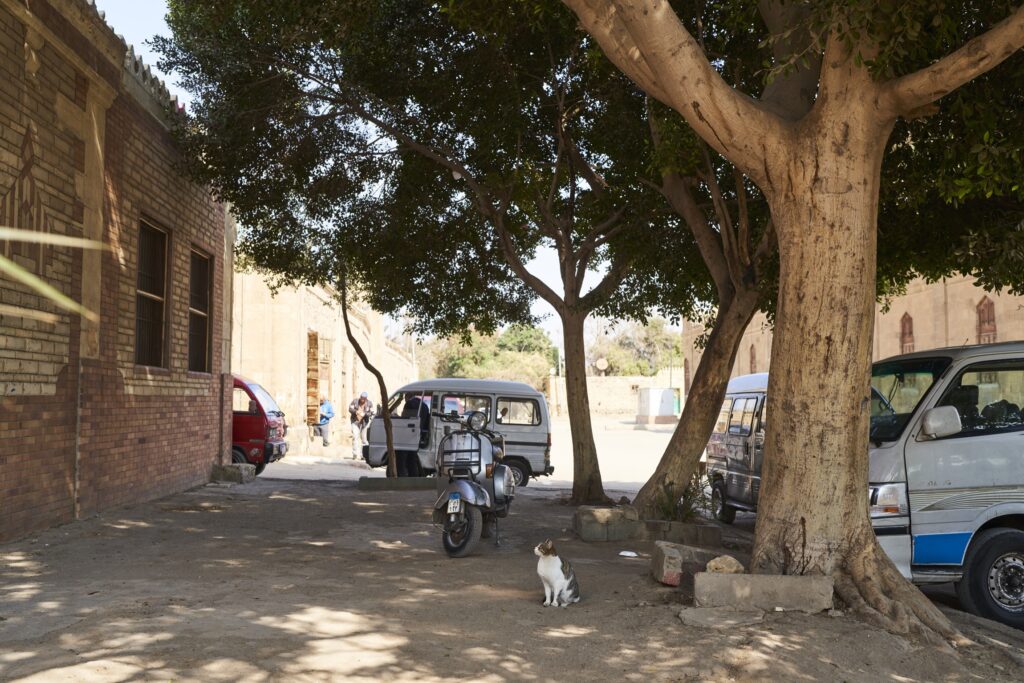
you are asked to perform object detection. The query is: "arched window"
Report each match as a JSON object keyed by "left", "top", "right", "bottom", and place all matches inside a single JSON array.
[
  {"left": 977, "top": 297, "right": 997, "bottom": 344},
  {"left": 900, "top": 313, "right": 915, "bottom": 354},
  {"left": 683, "top": 358, "right": 691, "bottom": 394},
  {"left": 749, "top": 344, "right": 757, "bottom": 374}
]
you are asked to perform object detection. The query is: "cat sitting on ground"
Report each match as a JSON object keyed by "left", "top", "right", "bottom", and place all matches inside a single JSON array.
[{"left": 534, "top": 539, "right": 581, "bottom": 607}]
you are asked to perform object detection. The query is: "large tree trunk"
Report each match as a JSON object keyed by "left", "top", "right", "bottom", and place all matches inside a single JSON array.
[
  {"left": 632, "top": 288, "right": 759, "bottom": 518},
  {"left": 561, "top": 311, "right": 611, "bottom": 504},
  {"left": 751, "top": 81, "right": 957, "bottom": 641}
]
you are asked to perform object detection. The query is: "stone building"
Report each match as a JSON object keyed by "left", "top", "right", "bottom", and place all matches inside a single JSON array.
[
  {"left": 0, "top": 0, "right": 233, "bottom": 541},
  {"left": 231, "top": 271, "right": 418, "bottom": 456},
  {"left": 680, "top": 276, "right": 1024, "bottom": 389}
]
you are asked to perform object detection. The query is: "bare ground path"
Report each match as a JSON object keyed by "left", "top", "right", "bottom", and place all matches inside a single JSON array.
[{"left": 2, "top": 479, "right": 1024, "bottom": 681}]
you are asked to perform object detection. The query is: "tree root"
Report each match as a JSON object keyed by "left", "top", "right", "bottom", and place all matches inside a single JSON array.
[{"left": 833, "top": 528, "right": 973, "bottom": 651}]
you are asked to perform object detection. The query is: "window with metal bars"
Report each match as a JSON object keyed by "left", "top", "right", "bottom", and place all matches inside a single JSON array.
[
  {"left": 188, "top": 249, "right": 212, "bottom": 372},
  {"left": 900, "top": 312, "right": 915, "bottom": 354},
  {"left": 135, "top": 221, "right": 167, "bottom": 367},
  {"left": 977, "top": 297, "right": 997, "bottom": 345}
]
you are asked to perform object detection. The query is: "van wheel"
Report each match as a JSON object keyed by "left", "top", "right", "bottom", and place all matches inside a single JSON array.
[
  {"left": 231, "top": 447, "right": 248, "bottom": 465},
  {"left": 507, "top": 461, "right": 529, "bottom": 488},
  {"left": 711, "top": 481, "right": 736, "bottom": 524},
  {"left": 958, "top": 528, "right": 1024, "bottom": 628},
  {"left": 254, "top": 462, "right": 266, "bottom": 476}
]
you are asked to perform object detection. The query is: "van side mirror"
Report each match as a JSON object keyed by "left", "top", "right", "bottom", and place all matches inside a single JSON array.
[
  {"left": 921, "top": 406, "right": 962, "bottom": 439},
  {"left": 248, "top": 399, "right": 259, "bottom": 415}
]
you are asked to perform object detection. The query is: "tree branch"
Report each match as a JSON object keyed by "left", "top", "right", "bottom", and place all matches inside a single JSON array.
[
  {"left": 578, "top": 250, "right": 632, "bottom": 311},
  {"left": 494, "top": 215, "right": 565, "bottom": 312},
  {"left": 883, "top": 6, "right": 1024, "bottom": 117},
  {"left": 700, "top": 146, "right": 746, "bottom": 293},
  {"left": 757, "top": 0, "right": 822, "bottom": 121},
  {"left": 564, "top": 0, "right": 787, "bottom": 186}
]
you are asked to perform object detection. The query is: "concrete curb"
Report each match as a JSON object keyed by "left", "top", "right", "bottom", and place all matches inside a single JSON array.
[
  {"left": 694, "top": 572, "right": 834, "bottom": 613},
  {"left": 357, "top": 476, "right": 436, "bottom": 491}
]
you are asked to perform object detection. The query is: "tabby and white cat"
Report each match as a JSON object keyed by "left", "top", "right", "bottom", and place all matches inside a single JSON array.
[{"left": 534, "top": 539, "right": 581, "bottom": 607}]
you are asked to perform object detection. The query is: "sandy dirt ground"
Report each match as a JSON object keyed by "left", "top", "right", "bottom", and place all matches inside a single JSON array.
[{"left": 2, "top": 477, "right": 1024, "bottom": 682}]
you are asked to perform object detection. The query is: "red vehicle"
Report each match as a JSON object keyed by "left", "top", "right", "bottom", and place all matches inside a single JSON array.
[{"left": 231, "top": 374, "right": 288, "bottom": 475}]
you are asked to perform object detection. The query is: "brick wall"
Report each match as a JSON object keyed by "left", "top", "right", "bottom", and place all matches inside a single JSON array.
[{"left": 0, "top": 0, "right": 230, "bottom": 541}]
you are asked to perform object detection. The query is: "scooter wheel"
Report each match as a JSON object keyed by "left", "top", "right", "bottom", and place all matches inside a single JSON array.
[{"left": 443, "top": 505, "right": 483, "bottom": 557}]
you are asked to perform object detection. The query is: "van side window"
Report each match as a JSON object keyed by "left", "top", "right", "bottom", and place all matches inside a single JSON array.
[
  {"left": 713, "top": 399, "right": 733, "bottom": 434},
  {"left": 232, "top": 387, "right": 254, "bottom": 413},
  {"left": 729, "top": 398, "right": 753, "bottom": 435},
  {"left": 740, "top": 399, "right": 756, "bottom": 434},
  {"left": 497, "top": 398, "right": 540, "bottom": 425},
  {"left": 937, "top": 361, "right": 1024, "bottom": 436},
  {"left": 440, "top": 394, "right": 491, "bottom": 417}
]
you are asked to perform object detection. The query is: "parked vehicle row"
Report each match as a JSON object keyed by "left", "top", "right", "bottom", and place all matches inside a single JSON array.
[
  {"left": 364, "top": 378, "right": 554, "bottom": 486},
  {"left": 706, "top": 341, "right": 1024, "bottom": 628}
]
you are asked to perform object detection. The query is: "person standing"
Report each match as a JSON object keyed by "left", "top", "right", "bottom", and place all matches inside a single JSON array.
[
  {"left": 314, "top": 394, "right": 335, "bottom": 446},
  {"left": 349, "top": 391, "right": 374, "bottom": 459}
]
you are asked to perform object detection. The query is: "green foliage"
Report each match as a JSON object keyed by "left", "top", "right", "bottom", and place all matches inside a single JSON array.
[
  {"left": 424, "top": 325, "right": 556, "bottom": 389},
  {"left": 589, "top": 318, "right": 682, "bottom": 376},
  {"left": 156, "top": 0, "right": 715, "bottom": 339}
]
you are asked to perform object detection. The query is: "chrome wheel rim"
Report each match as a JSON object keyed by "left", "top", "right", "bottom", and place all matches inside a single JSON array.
[
  {"left": 511, "top": 467, "right": 525, "bottom": 487},
  {"left": 987, "top": 552, "right": 1024, "bottom": 612}
]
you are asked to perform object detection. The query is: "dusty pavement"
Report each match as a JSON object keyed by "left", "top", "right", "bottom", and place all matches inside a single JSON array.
[{"left": 2, "top": 479, "right": 1024, "bottom": 682}]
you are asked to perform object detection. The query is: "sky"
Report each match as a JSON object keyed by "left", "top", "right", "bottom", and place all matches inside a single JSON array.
[{"left": 94, "top": 0, "right": 602, "bottom": 348}]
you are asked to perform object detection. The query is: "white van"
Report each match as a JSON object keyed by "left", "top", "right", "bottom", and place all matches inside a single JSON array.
[
  {"left": 707, "top": 342, "right": 1024, "bottom": 628},
  {"left": 364, "top": 378, "right": 553, "bottom": 486}
]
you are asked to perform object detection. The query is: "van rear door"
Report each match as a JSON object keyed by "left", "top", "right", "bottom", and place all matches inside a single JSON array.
[
  {"left": 493, "top": 395, "right": 547, "bottom": 471},
  {"left": 724, "top": 395, "right": 758, "bottom": 505}
]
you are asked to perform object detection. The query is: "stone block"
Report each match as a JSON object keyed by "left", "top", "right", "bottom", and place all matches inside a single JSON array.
[
  {"left": 211, "top": 464, "right": 255, "bottom": 484},
  {"left": 693, "top": 573, "right": 834, "bottom": 613},
  {"left": 706, "top": 555, "right": 745, "bottom": 574},
  {"left": 662, "top": 522, "right": 697, "bottom": 544},
  {"left": 678, "top": 607, "right": 764, "bottom": 629},
  {"left": 696, "top": 524, "right": 723, "bottom": 548},
  {"left": 574, "top": 506, "right": 640, "bottom": 542},
  {"left": 652, "top": 541, "right": 684, "bottom": 586},
  {"left": 643, "top": 519, "right": 669, "bottom": 540}
]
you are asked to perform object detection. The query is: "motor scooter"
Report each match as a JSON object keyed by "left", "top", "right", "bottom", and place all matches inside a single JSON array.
[{"left": 431, "top": 410, "right": 515, "bottom": 557}]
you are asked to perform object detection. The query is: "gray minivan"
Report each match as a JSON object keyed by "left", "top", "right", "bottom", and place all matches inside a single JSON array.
[
  {"left": 707, "top": 343, "right": 1024, "bottom": 628},
  {"left": 364, "top": 378, "right": 553, "bottom": 486},
  {"left": 706, "top": 373, "right": 768, "bottom": 523}
]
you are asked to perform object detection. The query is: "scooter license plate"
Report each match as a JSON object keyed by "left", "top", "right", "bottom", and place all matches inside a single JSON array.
[{"left": 447, "top": 493, "right": 461, "bottom": 514}]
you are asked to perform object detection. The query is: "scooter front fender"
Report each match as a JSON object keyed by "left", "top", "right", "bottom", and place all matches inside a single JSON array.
[{"left": 433, "top": 480, "right": 491, "bottom": 511}]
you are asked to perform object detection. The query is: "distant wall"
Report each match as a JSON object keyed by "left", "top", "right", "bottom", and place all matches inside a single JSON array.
[
  {"left": 545, "top": 367, "right": 685, "bottom": 417},
  {"left": 231, "top": 273, "right": 418, "bottom": 455}
]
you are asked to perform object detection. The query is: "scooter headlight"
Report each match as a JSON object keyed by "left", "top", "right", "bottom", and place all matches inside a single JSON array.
[{"left": 467, "top": 411, "right": 487, "bottom": 431}]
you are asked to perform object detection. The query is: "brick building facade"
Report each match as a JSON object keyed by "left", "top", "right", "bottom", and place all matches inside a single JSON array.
[{"left": 0, "top": 0, "right": 232, "bottom": 541}]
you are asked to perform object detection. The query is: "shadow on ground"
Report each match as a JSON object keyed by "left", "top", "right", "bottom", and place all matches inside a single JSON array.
[{"left": 2, "top": 479, "right": 1024, "bottom": 682}]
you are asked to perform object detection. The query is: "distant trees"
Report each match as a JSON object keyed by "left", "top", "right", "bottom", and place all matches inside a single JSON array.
[
  {"left": 421, "top": 326, "right": 556, "bottom": 391},
  {"left": 588, "top": 318, "right": 681, "bottom": 376}
]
